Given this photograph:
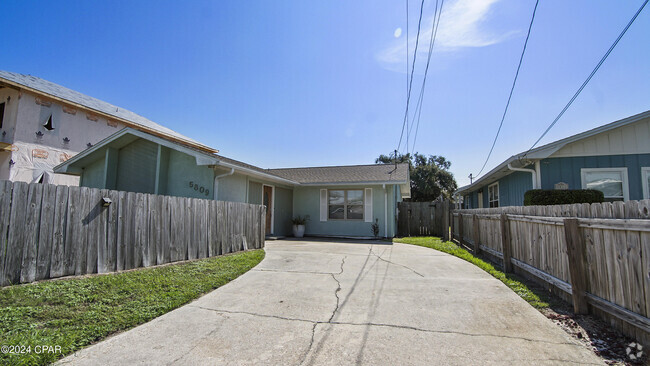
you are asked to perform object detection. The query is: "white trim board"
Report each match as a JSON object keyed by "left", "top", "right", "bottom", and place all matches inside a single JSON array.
[{"left": 642, "top": 167, "right": 650, "bottom": 200}]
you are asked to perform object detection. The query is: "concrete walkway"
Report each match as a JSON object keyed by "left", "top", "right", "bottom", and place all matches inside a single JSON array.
[{"left": 59, "top": 239, "right": 603, "bottom": 365}]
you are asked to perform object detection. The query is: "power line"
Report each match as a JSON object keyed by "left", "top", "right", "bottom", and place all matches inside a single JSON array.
[
  {"left": 406, "top": 0, "right": 409, "bottom": 126},
  {"left": 409, "top": 0, "right": 445, "bottom": 154},
  {"left": 473, "top": 0, "right": 539, "bottom": 177},
  {"left": 396, "top": 0, "right": 426, "bottom": 154},
  {"left": 523, "top": 0, "right": 648, "bottom": 157}
]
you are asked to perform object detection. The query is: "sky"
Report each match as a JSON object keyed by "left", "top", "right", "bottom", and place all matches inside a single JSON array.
[{"left": 2, "top": 0, "right": 649, "bottom": 187}]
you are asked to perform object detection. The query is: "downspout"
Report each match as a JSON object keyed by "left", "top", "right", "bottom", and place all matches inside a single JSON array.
[
  {"left": 213, "top": 167, "right": 234, "bottom": 199},
  {"left": 507, "top": 163, "right": 537, "bottom": 189},
  {"left": 383, "top": 184, "right": 388, "bottom": 238}
]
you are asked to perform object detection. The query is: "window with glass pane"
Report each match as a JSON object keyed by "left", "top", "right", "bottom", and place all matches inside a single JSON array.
[
  {"left": 488, "top": 183, "right": 499, "bottom": 208},
  {"left": 583, "top": 171, "right": 623, "bottom": 199},
  {"left": 328, "top": 190, "right": 345, "bottom": 219},
  {"left": 328, "top": 189, "right": 364, "bottom": 220}
]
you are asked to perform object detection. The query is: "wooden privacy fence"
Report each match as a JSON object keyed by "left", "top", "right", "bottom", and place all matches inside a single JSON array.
[
  {"left": 397, "top": 200, "right": 450, "bottom": 240},
  {"left": 0, "top": 180, "right": 266, "bottom": 286},
  {"left": 451, "top": 200, "right": 650, "bottom": 345}
]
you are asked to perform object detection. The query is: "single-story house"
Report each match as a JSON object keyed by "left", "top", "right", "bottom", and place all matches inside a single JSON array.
[
  {"left": 457, "top": 110, "right": 650, "bottom": 208},
  {"left": 54, "top": 128, "right": 410, "bottom": 238}
]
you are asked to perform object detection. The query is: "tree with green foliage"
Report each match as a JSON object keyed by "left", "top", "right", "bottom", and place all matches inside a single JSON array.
[{"left": 376, "top": 152, "right": 457, "bottom": 201}]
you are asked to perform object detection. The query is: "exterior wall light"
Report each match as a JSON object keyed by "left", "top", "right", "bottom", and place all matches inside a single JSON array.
[{"left": 101, "top": 197, "right": 112, "bottom": 207}]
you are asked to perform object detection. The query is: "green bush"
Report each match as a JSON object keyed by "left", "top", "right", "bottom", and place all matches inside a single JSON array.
[{"left": 523, "top": 189, "right": 604, "bottom": 206}]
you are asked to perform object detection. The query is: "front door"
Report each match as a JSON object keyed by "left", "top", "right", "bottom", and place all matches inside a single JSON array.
[
  {"left": 263, "top": 185, "right": 273, "bottom": 234},
  {"left": 478, "top": 192, "right": 484, "bottom": 209}
]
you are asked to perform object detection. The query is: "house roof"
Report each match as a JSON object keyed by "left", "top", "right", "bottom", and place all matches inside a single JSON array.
[
  {"left": 54, "top": 128, "right": 411, "bottom": 192},
  {"left": 267, "top": 163, "right": 409, "bottom": 185},
  {"left": 456, "top": 109, "right": 650, "bottom": 195},
  {"left": 0, "top": 70, "right": 216, "bottom": 153}
]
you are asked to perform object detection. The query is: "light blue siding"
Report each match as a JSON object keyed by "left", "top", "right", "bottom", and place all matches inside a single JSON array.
[
  {"left": 498, "top": 171, "right": 534, "bottom": 206},
  {"left": 540, "top": 154, "right": 650, "bottom": 201},
  {"left": 81, "top": 158, "right": 105, "bottom": 189},
  {"left": 293, "top": 185, "right": 397, "bottom": 237},
  {"left": 216, "top": 172, "right": 247, "bottom": 202},
  {"left": 248, "top": 181, "right": 263, "bottom": 205},
  {"left": 165, "top": 149, "right": 214, "bottom": 199},
  {"left": 116, "top": 139, "right": 158, "bottom": 194}
]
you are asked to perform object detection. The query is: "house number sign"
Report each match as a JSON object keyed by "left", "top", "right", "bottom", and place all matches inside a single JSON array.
[{"left": 189, "top": 181, "right": 210, "bottom": 197}]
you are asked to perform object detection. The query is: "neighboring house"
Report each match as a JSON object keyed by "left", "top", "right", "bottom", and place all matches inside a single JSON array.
[
  {"left": 0, "top": 71, "right": 214, "bottom": 185},
  {"left": 457, "top": 110, "right": 650, "bottom": 208},
  {"left": 54, "top": 128, "right": 410, "bottom": 238}
]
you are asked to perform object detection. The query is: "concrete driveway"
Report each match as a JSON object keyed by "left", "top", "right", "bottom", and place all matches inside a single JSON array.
[{"left": 59, "top": 239, "right": 602, "bottom": 365}]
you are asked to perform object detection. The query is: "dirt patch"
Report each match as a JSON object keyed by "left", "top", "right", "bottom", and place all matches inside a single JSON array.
[{"left": 540, "top": 306, "right": 647, "bottom": 365}]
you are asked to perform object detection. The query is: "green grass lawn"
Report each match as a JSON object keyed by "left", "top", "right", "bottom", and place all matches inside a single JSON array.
[
  {"left": 0, "top": 249, "right": 264, "bottom": 366},
  {"left": 394, "top": 237, "right": 551, "bottom": 309}
]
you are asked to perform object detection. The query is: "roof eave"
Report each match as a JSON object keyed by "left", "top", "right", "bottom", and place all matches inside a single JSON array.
[
  {"left": 216, "top": 160, "right": 300, "bottom": 185},
  {"left": 298, "top": 180, "right": 409, "bottom": 186},
  {"left": 54, "top": 128, "right": 219, "bottom": 175},
  {"left": 457, "top": 110, "right": 650, "bottom": 195}
]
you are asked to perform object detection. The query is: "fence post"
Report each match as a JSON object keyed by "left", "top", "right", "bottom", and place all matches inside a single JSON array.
[
  {"left": 500, "top": 213, "right": 512, "bottom": 273},
  {"left": 442, "top": 200, "right": 450, "bottom": 242},
  {"left": 450, "top": 210, "right": 455, "bottom": 242},
  {"left": 457, "top": 213, "right": 464, "bottom": 246},
  {"left": 563, "top": 218, "right": 589, "bottom": 314},
  {"left": 472, "top": 214, "right": 481, "bottom": 255}
]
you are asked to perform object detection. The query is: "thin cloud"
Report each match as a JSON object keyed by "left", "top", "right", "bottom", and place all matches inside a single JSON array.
[{"left": 377, "top": 0, "right": 518, "bottom": 72}]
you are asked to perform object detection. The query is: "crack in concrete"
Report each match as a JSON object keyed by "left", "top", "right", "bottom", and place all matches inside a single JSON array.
[
  {"left": 303, "top": 256, "right": 347, "bottom": 365},
  {"left": 189, "top": 305, "right": 315, "bottom": 324},
  {"left": 327, "top": 321, "right": 582, "bottom": 347},
  {"left": 300, "top": 322, "right": 318, "bottom": 366},
  {"left": 191, "top": 305, "right": 585, "bottom": 349},
  {"left": 327, "top": 257, "right": 346, "bottom": 323},
  {"left": 369, "top": 246, "right": 425, "bottom": 277}
]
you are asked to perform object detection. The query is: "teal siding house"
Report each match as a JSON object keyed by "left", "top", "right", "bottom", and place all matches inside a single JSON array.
[
  {"left": 457, "top": 110, "right": 650, "bottom": 208},
  {"left": 55, "top": 128, "right": 410, "bottom": 238}
]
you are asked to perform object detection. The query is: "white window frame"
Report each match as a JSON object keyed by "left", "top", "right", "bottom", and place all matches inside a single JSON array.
[
  {"left": 642, "top": 167, "right": 650, "bottom": 200},
  {"left": 580, "top": 167, "right": 629, "bottom": 201},
  {"left": 328, "top": 189, "right": 364, "bottom": 221},
  {"left": 488, "top": 182, "right": 499, "bottom": 208}
]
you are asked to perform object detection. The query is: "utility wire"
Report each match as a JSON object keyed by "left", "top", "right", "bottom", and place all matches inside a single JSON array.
[
  {"left": 522, "top": 0, "right": 648, "bottom": 158},
  {"left": 396, "top": 0, "right": 426, "bottom": 154},
  {"left": 409, "top": 0, "right": 445, "bottom": 154},
  {"left": 472, "top": 0, "right": 539, "bottom": 177},
  {"left": 406, "top": 0, "right": 409, "bottom": 130}
]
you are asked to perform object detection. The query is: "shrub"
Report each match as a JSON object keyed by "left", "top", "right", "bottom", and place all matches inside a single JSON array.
[{"left": 523, "top": 189, "right": 604, "bottom": 206}]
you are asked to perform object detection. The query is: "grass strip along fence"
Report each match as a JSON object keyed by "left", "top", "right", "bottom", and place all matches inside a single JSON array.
[{"left": 0, "top": 249, "right": 264, "bottom": 366}]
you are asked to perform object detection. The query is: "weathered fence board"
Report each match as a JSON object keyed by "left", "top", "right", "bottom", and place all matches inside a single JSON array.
[
  {"left": 0, "top": 180, "right": 266, "bottom": 286},
  {"left": 49, "top": 185, "right": 68, "bottom": 278},
  {"left": 6, "top": 182, "right": 28, "bottom": 284},
  {"left": 35, "top": 184, "right": 57, "bottom": 281},
  {"left": 398, "top": 200, "right": 450, "bottom": 237}
]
